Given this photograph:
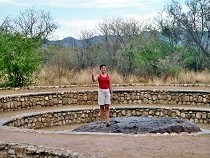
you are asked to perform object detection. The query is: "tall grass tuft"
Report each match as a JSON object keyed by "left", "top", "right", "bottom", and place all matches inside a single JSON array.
[
  {"left": 177, "top": 69, "right": 210, "bottom": 84},
  {"left": 108, "top": 70, "right": 124, "bottom": 84},
  {"left": 70, "top": 69, "right": 93, "bottom": 85}
]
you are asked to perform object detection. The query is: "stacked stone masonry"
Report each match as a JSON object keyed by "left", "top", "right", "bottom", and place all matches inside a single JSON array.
[
  {"left": 1, "top": 87, "right": 210, "bottom": 157},
  {"left": 0, "top": 142, "right": 107, "bottom": 158},
  {"left": 1, "top": 89, "right": 210, "bottom": 113},
  {"left": 4, "top": 106, "right": 210, "bottom": 129}
]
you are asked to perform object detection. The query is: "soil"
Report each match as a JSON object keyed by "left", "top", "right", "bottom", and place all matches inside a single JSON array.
[{"left": 1, "top": 85, "right": 210, "bottom": 158}]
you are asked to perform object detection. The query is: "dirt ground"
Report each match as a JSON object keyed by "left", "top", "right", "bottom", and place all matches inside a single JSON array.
[{"left": 1, "top": 85, "right": 210, "bottom": 158}]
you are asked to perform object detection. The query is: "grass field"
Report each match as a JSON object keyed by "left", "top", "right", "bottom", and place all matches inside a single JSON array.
[{"left": 35, "top": 67, "right": 210, "bottom": 86}]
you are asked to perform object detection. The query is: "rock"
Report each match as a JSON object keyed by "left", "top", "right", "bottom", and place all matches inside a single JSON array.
[{"left": 72, "top": 116, "right": 201, "bottom": 134}]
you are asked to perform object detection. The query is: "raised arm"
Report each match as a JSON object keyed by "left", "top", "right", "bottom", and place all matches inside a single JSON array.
[{"left": 89, "top": 70, "right": 99, "bottom": 82}]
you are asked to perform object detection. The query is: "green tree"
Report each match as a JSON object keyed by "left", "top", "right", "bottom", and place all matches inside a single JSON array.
[
  {"left": 0, "top": 31, "right": 41, "bottom": 87},
  {"left": 0, "top": 8, "right": 58, "bottom": 87},
  {"left": 119, "top": 44, "right": 139, "bottom": 75},
  {"left": 159, "top": 0, "right": 210, "bottom": 70}
]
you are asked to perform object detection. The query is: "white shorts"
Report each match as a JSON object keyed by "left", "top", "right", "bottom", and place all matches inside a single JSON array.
[{"left": 98, "top": 88, "right": 111, "bottom": 105}]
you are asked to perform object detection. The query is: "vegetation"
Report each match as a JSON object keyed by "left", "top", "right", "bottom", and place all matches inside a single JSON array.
[
  {"left": 0, "top": 8, "right": 59, "bottom": 87},
  {"left": 0, "top": 0, "right": 210, "bottom": 87},
  {"left": 0, "top": 31, "right": 41, "bottom": 87},
  {"left": 157, "top": 0, "right": 210, "bottom": 71},
  {"left": 35, "top": 67, "right": 210, "bottom": 86}
]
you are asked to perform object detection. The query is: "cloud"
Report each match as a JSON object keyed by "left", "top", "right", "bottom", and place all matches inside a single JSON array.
[
  {"left": 49, "top": 0, "right": 162, "bottom": 9},
  {"left": 39, "top": 0, "right": 147, "bottom": 8},
  {"left": 54, "top": 19, "right": 101, "bottom": 39},
  {"left": 181, "top": 4, "right": 190, "bottom": 13},
  {"left": 124, "top": 13, "right": 154, "bottom": 21},
  {"left": 0, "top": 0, "right": 10, "bottom": 2},
  {"left": 60, "top": 19, "right": 99, "bottom": 30},
  {"left": 0, "top": 0, "right": 164, "bottom": 9},
  {"left": 1, "top": 0, "right": 183, "bottom": 40},
  {"left": 0, "top": 0, "right": 30, "bottom": 6}
]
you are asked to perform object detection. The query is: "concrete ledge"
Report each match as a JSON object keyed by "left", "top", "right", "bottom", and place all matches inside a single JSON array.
[{"left": 1, "top": 83, "right": 210, "bottom": 91}]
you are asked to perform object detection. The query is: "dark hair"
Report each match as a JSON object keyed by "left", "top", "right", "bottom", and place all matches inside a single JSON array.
[{"left": 100, "top": 64, "right": 106, "bottom": 69}]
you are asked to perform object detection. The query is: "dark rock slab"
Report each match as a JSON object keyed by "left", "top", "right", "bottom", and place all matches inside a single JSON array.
[{"left": 72, "top": 116, "right": 201, "bottom": 134}]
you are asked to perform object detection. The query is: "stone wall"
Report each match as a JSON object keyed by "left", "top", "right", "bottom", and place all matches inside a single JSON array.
[
  {"left": 4, "top": 106, "right": 210, "bottom": 129},
  {"left": 1, "top": 86, "right": 210, "bottom": 158},
  {"left": 1, "top": 89, "right": 210, "bottom": 112},
  {"left": 0, "top": 142, "right": 107, "bottom": 158}
]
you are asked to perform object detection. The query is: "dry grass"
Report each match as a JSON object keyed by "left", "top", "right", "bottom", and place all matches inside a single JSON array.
[
  {"left": 109, "top": 70, "right": 124, "bottom": 84},
  {"left": 177, "top": 69, "right": 210, "bottom": 84},
  {"left": 34, "top": 67, "right": 210, "bottom": 86},
  {"left": 161, "top": 69, "right": 210, "bottom": 84}
]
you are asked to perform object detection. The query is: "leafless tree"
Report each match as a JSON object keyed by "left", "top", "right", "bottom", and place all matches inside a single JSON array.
[
  {"left": 1, "top": 7, "right": 59, "bottom": 40},
  {"left": 70, "top": 29, "right": 100, "bottom": 69},
  {"left": 97, "top": 18, "right": 124, "bottom": 68},
  {"left": 98, "top": 17, "right": 146, "bottom": 74}
]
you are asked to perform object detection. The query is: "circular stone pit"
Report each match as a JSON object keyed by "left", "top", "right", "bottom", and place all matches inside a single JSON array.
[
  {"left": 2, "top": 106, "right": 210, "bottom": 135},
  {"left": 0, "top": 86, "right": 210, "bottom": 157},
  {"left": 1, "top": 85, "right": 210, "bottom": 158}
]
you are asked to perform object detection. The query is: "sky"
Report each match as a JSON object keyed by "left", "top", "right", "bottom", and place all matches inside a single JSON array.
[{"left": 0, "top": 0, "right": 186, "bottom": 40}]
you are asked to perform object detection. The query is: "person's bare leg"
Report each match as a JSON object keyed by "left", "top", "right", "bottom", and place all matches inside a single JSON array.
[
  {"left": 100, "top": 105, "right": 105, "bottom": 124},
  {"left": 105, "top": 104, "right": 110, "bottom": 126}
]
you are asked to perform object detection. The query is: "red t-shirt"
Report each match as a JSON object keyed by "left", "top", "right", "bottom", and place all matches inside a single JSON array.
[{"left": 98, "top": 74, "right": 110, "bottom": 89}]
